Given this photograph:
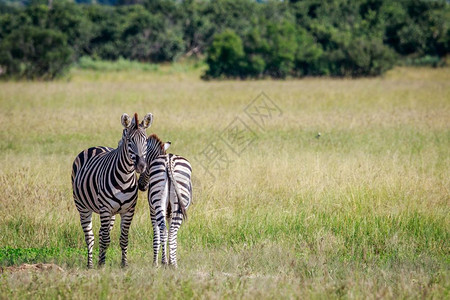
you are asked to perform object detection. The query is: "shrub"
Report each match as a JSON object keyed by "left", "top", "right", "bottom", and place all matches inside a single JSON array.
[
  {"left": 204, "top": 29, "right": 245, "bottom": 78},
  {"left": 120, "top": 7, "right": 185, "bottom": 62},
  {"left": 0, "top": 0, "right": 448, "bottom": 80},
  {"left": 403, "top": 55, "right": 445, "bottom": 67},
  {"left": 240, "top": 54, "right": 265, "bottom": 78},
  {"left": 263, "top": 22, "right": 298, "bottom": 79},
  {"left": 344, "top": 37, "right": 396, "bottom": 77},
  {"left": 317, "top": 30, "right": 396, "bottom": 77},
  {"left": 47, "top": 1, "right": 93, "bottom": 58},
  {"left": 294, "top": 27, "right": 324, "bottom": 76},
  {"left": 0, "top": 26, "right": 72, "bottom": 79}
]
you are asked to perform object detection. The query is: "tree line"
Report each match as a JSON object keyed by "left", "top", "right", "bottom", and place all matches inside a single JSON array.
[{"left": 0, "top": 0, "right": 448, "bottom": 80}]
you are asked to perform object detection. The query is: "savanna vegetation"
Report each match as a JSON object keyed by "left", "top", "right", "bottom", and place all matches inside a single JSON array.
[
  {"left": 0, "top": 65, "right": 448, "bottom": 298},
  {"left": 0, "top": 0, "right": 449, "bottom": 79}
]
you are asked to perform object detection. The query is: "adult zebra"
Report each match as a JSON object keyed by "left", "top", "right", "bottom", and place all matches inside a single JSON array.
[
  {"left": 138, "top": 135, "right": 192, "bottom": 268},
  {"left": 72, "top": 112, "right": 152, "bottom": 268}
]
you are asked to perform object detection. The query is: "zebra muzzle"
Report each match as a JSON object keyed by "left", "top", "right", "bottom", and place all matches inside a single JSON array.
[{"left": 135, "top": 157, "right": 147, "bottom": 174}]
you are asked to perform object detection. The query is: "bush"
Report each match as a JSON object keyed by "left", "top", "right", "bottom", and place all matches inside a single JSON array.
[
  {"left": 240, "top": 54, "right": 265, "bottom": 78},
  {"left": 203, "top": 21, "right": 396, "bottom": 79},
  {"left": 0, "top": 26, "right": 72, "bottom": 79},
  {"left": 263, "top": 22, "right": 298, "bottom": 78},
  {"left": 0, "top": 0, "right": 448, "bottom": 80},
  {"left": 82, "top": 4, "right": 123, "bottom": 60},
  {"left": 120, "top": 7, "right": 185, "bottom": 62},
  {"left": 403, "top": 55, "right": 445, "bottom": 67},
  {"left": 47, "top": 1, "right": 93, "bottom": 58},
  {"left": 294, "top": 28, "right": 324, "bottom": 76},
  {"left": 343, "top": 37, "right": 396, "bottom": 77},
  {"left": 204, "top": 29, "right": 245, "bottom": 78}
]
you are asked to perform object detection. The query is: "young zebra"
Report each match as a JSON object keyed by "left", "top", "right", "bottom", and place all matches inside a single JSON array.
[
  {"left": 138, "top": 135, "right": 192, "bottom": 268},
  {"left": 72, "top": 113, "right": 152, "bottom": 268}
]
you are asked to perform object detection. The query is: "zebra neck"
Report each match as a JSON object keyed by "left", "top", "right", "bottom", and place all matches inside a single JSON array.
[
  {"left": 115, "top": 139, "right": 135, "bottom": 177},
  {"left": 147, "top": 149, "right": 159, "bottom": 163}
]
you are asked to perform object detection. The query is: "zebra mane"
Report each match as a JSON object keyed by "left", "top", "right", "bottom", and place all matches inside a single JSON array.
[{"left": 148, "top": 133, "right": 165, "bottom": 152}]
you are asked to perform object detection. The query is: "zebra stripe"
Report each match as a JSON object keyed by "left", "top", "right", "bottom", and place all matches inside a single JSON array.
[
  {"left": 137, "top": 134, "right": 170, "bottom": 192},
  {"left": 71, "top": 113, "right": 152, "bottom": 268},
  {"left": 139, "top": 148, "right": 192, "bottom": 268}
]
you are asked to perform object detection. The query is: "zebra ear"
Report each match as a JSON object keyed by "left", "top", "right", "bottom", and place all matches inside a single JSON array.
[
  {"left": 133, "top": 113, "right": 138, "bottom": 129},
  {"left": 121, "top": 113, "right": 131, "bottom": 128},
  {"left": 141, "top": 113, "right": 153, "bottom": 129},
  {"left": 164, "top": 141, "right": 171, "bottom": 151}
]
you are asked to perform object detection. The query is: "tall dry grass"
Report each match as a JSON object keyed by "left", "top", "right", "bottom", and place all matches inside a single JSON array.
[{"left": 0, "top": 66, "right": 448, "bottom": 298}]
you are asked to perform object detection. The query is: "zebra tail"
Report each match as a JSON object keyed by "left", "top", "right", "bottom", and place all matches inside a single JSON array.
[{"left": 167, "top": 154, "right": 188, "bottom": 221}]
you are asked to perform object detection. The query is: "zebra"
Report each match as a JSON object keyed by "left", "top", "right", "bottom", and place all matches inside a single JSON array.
[
  {"left": 138, "top": 135, "right": 192, "bottom": 268},
  {"left": 71, "top": 112, "right": 152, "bottom": 268}
]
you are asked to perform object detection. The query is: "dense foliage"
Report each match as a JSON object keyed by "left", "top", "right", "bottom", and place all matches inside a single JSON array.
[{"left": 0, "top": 0, "right": 448, "bottom": 79}]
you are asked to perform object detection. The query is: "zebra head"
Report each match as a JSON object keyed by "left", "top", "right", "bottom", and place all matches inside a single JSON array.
[
  {"left": 121, "top": 112, "right": 153, "bottom": 174},
  {"left": 138, "top": 134, "right": 171, "bottom": 191}
]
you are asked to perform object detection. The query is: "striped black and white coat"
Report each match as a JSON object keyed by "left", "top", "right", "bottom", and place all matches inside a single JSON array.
[
  {"left": 138, "top": 134, "right": 192, "bottom": 268},
  {"left": 71, "top": 113, "right": 152, "bottom": 268}
]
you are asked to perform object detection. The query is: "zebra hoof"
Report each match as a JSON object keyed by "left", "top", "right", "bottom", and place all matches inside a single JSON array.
[{"left": 121, "top": 262, "right": 128, "bottom": 268}]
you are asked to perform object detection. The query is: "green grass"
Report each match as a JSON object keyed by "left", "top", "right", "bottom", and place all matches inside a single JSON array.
[
  {"left": 0, "top": 66, "right": 449, "bottom": 298},
  {"left": 77, "top": 56, "right": 160, "bottom": 72},
  {"left": 70, "top": 57, "right": 206, "bottom": 82}
]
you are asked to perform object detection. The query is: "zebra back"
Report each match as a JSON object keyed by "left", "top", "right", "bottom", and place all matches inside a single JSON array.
[
  {"left": 166, "top": 153, "right": 192, "bottom": 220},
  {"left": 167, "top": 154, "right": 188, "bottom": 220}
]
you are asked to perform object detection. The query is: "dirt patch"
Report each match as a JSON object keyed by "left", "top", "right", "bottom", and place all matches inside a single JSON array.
[{"left": 1, "top": 263, "right": 65, "bottom": 273}]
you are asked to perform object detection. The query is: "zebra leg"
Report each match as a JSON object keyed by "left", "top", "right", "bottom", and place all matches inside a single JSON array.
[
  {"left": 168, "top": 212, "right": 183, "bottom": 268},
  {"left": 150, "top": 177, "right": 169, "bottom": 267},
  {"left": 119, "top": 209, "right": 135, "bottom": 268},
  {"left": 155, "top": 203, "right": 168, "bottom": 265},
  {"left": 98, "top": 208, "right": 112, "bottom": 267},
  {"left": 79, "top": 210, "right": 94, "bottom": 269},
  {"left": 150, "top": 207, "right": 161, "bottom": 267},
  {"left": 109, "top": 215, "right": 116, "bottom": 232},
  {"left": 159, "top": 218, "right": 168, "bottom": 266}
]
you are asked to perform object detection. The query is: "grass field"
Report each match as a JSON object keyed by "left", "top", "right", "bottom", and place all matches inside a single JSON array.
[{"left": 0, "top": 66, "right": 449, "bottom": 299}]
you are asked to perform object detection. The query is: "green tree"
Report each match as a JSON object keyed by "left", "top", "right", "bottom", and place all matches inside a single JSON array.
[
  {"left": 0, "top": 0, "right": 448, "bottom": 80},
  {"left": 180, "top": 0, "right": 215, "bottom": 56},
  {"left": 47, "top": 1, "right": 93, "bottom": 58},
  {"left": 0, "top": 26, "right": 72, "bottom": 79},
  {"left": 293, "top": 27, "right": 324, "bottom": 76},
  {"left": 82, "top": 4, "right": 123, "bottom": 60},
  {"left": 204, "top": 29, "right": 245, "bottom": 78},
  {"left": 264, "top": 21, "right": 298, "bottom": 78},
  {"left": 120, "top": 6, "right": 184, "bottom": 62},
  {"left": 241, "top": 26, "right": 268, "bottom": 77},
  {"left": 344, "top": 37, "right": 395, "bottom": 76}
]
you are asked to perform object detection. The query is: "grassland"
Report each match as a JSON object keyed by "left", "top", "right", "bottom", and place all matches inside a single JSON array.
[{"left": 0, "top": 66, "right": 449, "bottom": 299}]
